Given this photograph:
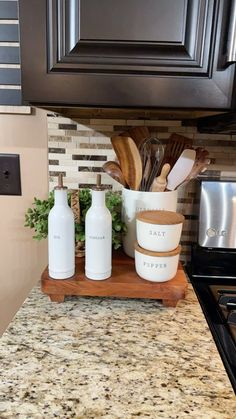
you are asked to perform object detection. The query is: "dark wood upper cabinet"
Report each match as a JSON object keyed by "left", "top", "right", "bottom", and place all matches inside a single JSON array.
[{"left": 18, "top": 0, "right": 236, "bottom": 109}]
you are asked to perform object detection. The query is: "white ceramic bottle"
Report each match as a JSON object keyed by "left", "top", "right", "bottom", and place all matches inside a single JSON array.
[
  {"left": 48, "top": 173, "right": 75, "bottom": 279},
  {"left": 85, "top": 174, "right": 112, "bottom": 280}
]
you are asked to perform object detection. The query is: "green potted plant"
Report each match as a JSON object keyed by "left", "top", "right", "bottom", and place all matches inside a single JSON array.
[{"left": 25, "top": 188, "right": 127, "bottom": 256}]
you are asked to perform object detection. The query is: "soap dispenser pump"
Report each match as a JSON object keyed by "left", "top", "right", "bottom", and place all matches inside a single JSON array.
[
  {"left": 85, "top": 174, "right": 112, "bottom": 280},
  {"left": 48, "top": 173, "right": 75, "bottom": 279}
]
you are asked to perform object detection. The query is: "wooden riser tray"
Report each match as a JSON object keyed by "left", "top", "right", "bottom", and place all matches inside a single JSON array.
[{"left": 41, "top": 251, "right": 188, "bottom": 307}]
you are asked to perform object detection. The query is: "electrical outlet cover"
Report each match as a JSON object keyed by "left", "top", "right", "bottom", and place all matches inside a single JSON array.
[{"left": 0, "top": 154, "right": 21, "bottom": 195}]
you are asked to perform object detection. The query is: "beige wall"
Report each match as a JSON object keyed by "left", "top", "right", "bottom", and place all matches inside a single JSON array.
[{"left": 0, "top": 108, "right": 48, "bottom": 335}]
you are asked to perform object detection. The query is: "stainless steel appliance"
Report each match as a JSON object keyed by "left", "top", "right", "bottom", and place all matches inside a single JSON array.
[
  {"left": 198, "top": 180, "right": 236, "bottom": 249},
  {"left": 187, "top": 179, "right": 236, "bottom": 393}
]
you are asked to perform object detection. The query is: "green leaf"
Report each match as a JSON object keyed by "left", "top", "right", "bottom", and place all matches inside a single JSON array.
[{"left": 24, "top": 189, "right": 126, "bottom": 249}]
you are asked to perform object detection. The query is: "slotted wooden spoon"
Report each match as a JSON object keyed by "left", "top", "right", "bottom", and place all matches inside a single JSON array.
[
  {"left": 158, "top": 133, "right": 193, "bottom": 175},
  {"left": 111, "top": 136, "right": 142, "bottom": 190}
]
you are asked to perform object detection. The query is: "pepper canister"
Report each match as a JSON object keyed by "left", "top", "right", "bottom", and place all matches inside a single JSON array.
[{"left": 134, "top": 242, "right": 181, "bottom": 282}]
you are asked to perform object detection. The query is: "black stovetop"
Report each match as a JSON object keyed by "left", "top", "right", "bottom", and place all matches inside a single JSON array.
[{"left": 187, "top": 245, "right": 236, "bottom": 394}]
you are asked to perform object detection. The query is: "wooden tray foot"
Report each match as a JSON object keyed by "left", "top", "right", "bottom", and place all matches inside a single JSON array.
[
  {"left": 49, "top": 294, "right": 65, "bottom": 303},
  {"left": 162, "top": 299, "right": 178, "bottom": 307}
]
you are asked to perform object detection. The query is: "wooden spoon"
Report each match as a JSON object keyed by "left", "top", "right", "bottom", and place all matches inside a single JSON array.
[
  {"left": 186, "top": 157, "right": 211, "bottom": 181},
  {"left": 111, "top": 136, "right": 142, "bottom": 190},
  {"left": 121, "top": 126, "right": 150, "bottom": 148},
  {"left": 103, "top": 161, "right": 127, "bottom": 187},
  {"left": 182, "top": 148, "right": 210, "bottom": 183}
]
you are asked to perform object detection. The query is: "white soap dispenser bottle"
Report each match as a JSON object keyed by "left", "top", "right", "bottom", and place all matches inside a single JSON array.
[
  {"left": 48, "top": 173, "right": 75, "bottom": 279},
  {"left": 85, "top": 174, "right": 112, "bottom": 280}
]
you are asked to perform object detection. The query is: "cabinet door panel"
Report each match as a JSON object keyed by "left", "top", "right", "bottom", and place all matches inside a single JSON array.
[
  {"left": 18, "top": 0, "right": 235, "bottom": 109},
  {"left": 48, "top": 0, "right": 213, "bottom": 74},
  {"left": 80, "top": 0, "right": 185, "bottom": 43}
]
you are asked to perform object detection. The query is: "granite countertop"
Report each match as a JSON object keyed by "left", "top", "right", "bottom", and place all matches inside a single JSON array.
[{"left": 0, "top": 284, "right": 235, "bottom": 419}]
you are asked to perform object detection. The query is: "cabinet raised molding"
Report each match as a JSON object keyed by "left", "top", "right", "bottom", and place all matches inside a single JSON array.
[{"left": 19, "top": 0, "right": 236, "bottom": 109}]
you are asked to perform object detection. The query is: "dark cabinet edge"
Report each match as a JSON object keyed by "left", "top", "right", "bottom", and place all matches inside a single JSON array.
[
  {"left": 36, "top": 105, "right": 225, "bottom": 121},
  {"left": 197, "top": 111, "right": 236, "bottom": 133}
]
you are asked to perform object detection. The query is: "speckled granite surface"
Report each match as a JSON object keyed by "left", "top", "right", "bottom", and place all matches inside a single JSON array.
[{"left": 0, "top": 284, "right": 235, "bottom": 419}]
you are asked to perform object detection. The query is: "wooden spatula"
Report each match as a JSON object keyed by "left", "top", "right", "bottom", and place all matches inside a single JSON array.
[
  {"left": 158, "top": 133, "right": 193, "bottom": 174},
  {"left": 111, "top": 136, "right": 142, "bottom": 190},
  {"left": 166, "top": 149, "right": 196, "bottom": 191}
]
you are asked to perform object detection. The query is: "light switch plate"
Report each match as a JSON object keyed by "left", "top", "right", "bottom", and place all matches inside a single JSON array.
[{"left": 0, "top": 154, "right": 22, "bottom": 195}]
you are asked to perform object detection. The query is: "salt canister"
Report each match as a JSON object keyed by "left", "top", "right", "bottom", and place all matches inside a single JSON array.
[
  {"left": 122, "top": 188, "right": 178, "bottom": 258},
  {"left": 136, "top": 210, "right": 184, "bottom": 252}
]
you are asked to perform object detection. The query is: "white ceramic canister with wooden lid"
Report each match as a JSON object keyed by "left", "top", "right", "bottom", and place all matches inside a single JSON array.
[
  {"left": 135, "top": 242, "right": 181, "bottom": 282},
  {"left": 122, "top": 188, "right": 178, "bottom": 258},
  {"left": 136, "top": 210, "right": 184, "bottom": 252}
]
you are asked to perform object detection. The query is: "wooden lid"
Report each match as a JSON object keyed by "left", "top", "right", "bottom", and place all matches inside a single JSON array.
[
  {"left": 134, "top": 242, "right": 181, "bottom": 257},
  {"left": 136, "top": 210, "right": 185, "bottom": 225}
]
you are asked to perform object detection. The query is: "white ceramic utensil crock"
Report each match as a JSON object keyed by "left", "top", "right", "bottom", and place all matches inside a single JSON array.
[
  {"left": 136, "top": 210, "right": 185, "bottom": 252},
  {"left": 135, "top": 242, "right": 181, "bottom": 282},
  {"left": 122, "top": 188, "right": 178, "bottom": 258}
]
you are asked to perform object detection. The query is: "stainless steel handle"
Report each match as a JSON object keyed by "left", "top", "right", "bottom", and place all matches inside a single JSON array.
[{"left": 226, "top": 0, "right": 236, "bottom": 64}]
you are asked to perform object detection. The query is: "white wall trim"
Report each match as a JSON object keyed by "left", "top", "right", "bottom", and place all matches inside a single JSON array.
[{"left": 0, "top": 106, "right": 31, "bottom": 114}]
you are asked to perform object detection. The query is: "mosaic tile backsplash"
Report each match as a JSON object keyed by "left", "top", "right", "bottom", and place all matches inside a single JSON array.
[{"left": 47, "top": 114, "right": 236, "bottom": 261}]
